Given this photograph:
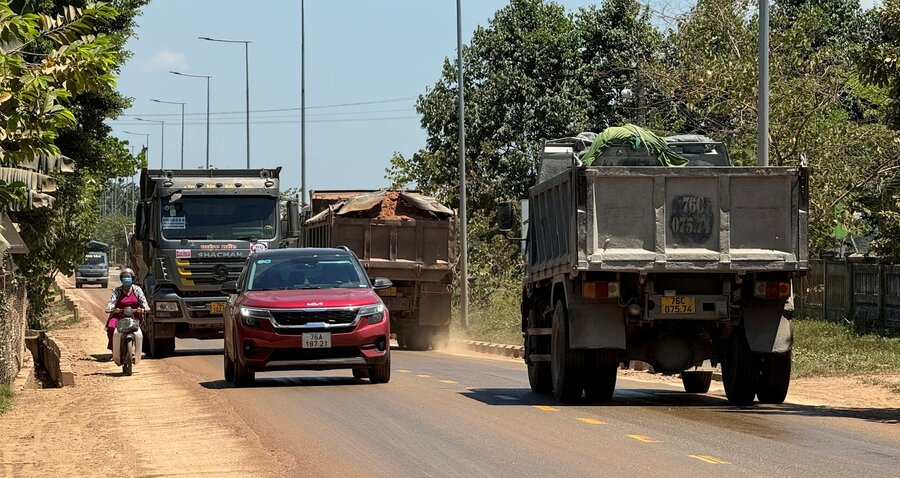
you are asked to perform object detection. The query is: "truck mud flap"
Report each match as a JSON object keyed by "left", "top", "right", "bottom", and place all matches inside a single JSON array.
[
  {"left": 742, "top": 300, "right": 793, "bottom": 354},
  {"left": 559, "top": 280, "right": 626, "bottom": 349},
  {"left": 418, "top": 284, "right": 451, "bottom": 326}
]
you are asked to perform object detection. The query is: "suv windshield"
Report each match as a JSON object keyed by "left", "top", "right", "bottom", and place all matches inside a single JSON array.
[
  {"left": 83, "top": 253, "right": 106, "bottom": 266},
  {"left": 160, "top": 196, "right": 277, "bottom": 240},
  {"left": 246, "top": 255, "right": 369, "bottom": 291}
]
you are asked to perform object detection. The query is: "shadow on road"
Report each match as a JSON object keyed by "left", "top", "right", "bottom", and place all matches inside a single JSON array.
[
  {"left": 171, "top": 348, "right": 223, "bottom": 357},
  {"left": 459, "top": 387, "right": 900, "bottom": 425},
  {"left": 200, "top": 376, "right": 370, "bottom": 390}
]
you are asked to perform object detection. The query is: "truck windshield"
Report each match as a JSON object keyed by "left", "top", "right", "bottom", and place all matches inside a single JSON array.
[
  {"left": 247, "top": 255, "right": 369, "bottom": 291},
  {"left": 160, "top": 196, "right": 277, "bottom": 240},
  {"left": 83, "top": 253, "right": 106, "bottom": 266}
]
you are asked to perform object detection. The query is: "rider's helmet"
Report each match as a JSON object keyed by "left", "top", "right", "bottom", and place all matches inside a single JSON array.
[{"left": 119, "top": 268, "right": 136, "bottom": 281}]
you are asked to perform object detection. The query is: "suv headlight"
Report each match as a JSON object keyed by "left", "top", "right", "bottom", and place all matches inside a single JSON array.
[
  {"left": 156, "top": 302, "right": 179, "bottom": 312},
  {"left": 358, "top": 303, "right": 385, "bottom": 325},
  {"left": 240, "top": 307, "right": 271, "bottom": 327}
]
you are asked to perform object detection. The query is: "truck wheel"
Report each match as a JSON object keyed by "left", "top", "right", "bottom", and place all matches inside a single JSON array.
[
  {"left": 352, "top": 368, "right": 369, "bottom": 379},
  {"left": 583, "top": 359, "right": 617, "bottom": 403},
  {"left": 224, "top": 351, "right": 235, "bottom": 384},
  {"left": 151, "top": 337, "right": 175, "bottom": 359},
  {"left": 101, "top": 281, "right": 109, "bottom": 288},
  {"left": 395, "top": 330, "right": 407, "bottom": 349},
  {"left": 681, "top": 371, "right": 713, "bottom": 393},
  {"left": 756, "top": 351, "right": 791, "bottom": 404},
  {"left": 76, "top": 282, "right": 83, "bottom": 289},
  {"left": 551, "top": 300, "right": 583, "bottom": 403},
  {"left": 722, "top": 327, "right": 758, "bottom": 405},
  {"left": 369, "top": 351, "right": 391, "bottom": 384},
  {"left": 406, "top": 326, "right": 433, "bottom": 351},
  {"left": 527, "top": 361, "right": 552, "bottom": 394}
]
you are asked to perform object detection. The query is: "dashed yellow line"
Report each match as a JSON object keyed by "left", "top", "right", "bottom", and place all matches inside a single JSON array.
[
  {"left": 627, "top": 434, "right": 661, "bottom": 443},
  {"left": 396, "top": 369, "right": 410, "bottom": 373},
  {"left": 576, "top": 417, "right": 606, "bottom": 425},
  {"left": 688, "top": 455, "right": 730, "bottom": 465},
  {"left": 416, "top": 374, "right": 432, "bottom": 378},
  {"left": 439, "top": 380, "right": 458, "bottom": 384},
  {"left": 534, "top": 405, "right": 559, "bottom": 412}
]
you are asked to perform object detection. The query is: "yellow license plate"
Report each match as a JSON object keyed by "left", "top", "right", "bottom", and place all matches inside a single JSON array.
[
  {"left": 209, "top": 302, "right": 226, "bottom": 314},
  {"left": 660, "top": 296, "right": 695, "bottom": 314},
  {"left": 376, "top": 287, "right": 397, "bottom": 297}
]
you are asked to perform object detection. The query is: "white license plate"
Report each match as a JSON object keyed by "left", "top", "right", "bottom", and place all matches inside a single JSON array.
[{"left": 302, "top": 332, "right": 331, "bottom": 349}]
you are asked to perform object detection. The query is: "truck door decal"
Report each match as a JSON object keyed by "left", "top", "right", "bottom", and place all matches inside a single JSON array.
[{"left": 670, "top": 195, "right": 714, "bottom": 244}]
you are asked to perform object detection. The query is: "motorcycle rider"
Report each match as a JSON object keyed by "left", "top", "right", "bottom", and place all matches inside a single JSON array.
[{"left": 105, "top": 268, "right": 149, "bottom": 354}]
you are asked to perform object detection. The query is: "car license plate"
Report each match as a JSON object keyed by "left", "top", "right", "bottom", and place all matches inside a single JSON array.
[
  {"left": 376, "top": 287, "right": 397, "bottom": 297},
  {"left": 209, "top": 302, "right": 226, "bottom": 314},
  {"left": 661, "top": 296, "right": 695, "bottom": 314},
  {"left": 303, "top": 332, "right": 331, "bottom": 349}
]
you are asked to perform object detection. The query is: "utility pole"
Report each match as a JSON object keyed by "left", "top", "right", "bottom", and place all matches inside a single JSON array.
[
  {"left": 758, "top": 0, "right": 770, "bottom": 167},
  {"left": 456, "top": 0, "right": 469, "bottom": 330}
]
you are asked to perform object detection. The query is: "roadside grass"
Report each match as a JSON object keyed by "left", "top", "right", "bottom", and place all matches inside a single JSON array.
[
  {"left": 792, "top": 318, "right": 900, "bottom": 381},
  {"left": 44, "top": 293, "right": 82, "bottom": 330},
  {"left": 452, "top": 289, "right": 522, "bottom": 346},
  {"left": 0, "top": 385, "right": 13, "bottom": 415}
]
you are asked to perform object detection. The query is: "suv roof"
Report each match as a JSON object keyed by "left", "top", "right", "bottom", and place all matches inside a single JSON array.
[{"left": 253, "top": 247, "right": 353, "bottom": 259}]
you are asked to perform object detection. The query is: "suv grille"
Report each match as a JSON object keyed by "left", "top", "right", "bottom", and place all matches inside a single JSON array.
[{"left": 270, "top": 309, "right": 359, "bottom": 326}]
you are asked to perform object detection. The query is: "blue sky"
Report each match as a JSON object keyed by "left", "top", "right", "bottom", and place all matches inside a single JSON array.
[{"left": 110, "top": 0, "right": 878, "bottom": 194}]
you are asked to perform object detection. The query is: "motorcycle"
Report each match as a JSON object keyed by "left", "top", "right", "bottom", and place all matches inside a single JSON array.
[{"left": 112, "top": 307, "right": 143, "bottom": 375}]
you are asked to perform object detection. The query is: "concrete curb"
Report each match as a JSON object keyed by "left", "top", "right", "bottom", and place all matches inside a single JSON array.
[
  {"left": 452, "top": 339, "right": 722, "bottom": 381},
  {"left": 51, "top": 280, "right": 79, "bottom": 323},
  {"left": 25, "top": 330, "right": 75, "bottom": 388}
]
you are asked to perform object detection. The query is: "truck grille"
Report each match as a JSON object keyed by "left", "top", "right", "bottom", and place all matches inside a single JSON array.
[
  {"left": 176, "top": 257, "right": 244, "bottom": 285},
  {"left": 270, "top": 309, "right": 359, "bottom": 326}
]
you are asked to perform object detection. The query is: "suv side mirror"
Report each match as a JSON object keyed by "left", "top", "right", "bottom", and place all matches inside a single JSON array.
[
  {"left": 372, "top": 277, "right": 393, "bottom": 290},
  {"left": 496, "top": 202, "right": 514, "bottom": 232},
  {"left": 221, "top": 280, "right": 240, "bottom": 294}
]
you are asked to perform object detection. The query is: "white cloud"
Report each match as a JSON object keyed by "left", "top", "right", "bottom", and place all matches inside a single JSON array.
[{"left": 142, "top": 49, "right": 188, "bottom": 72}]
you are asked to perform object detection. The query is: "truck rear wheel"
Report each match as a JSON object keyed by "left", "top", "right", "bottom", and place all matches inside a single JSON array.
[
  {"left": 723, "top": 327, "right": 758, "bottom": 405},
  {"left": 583, "top": 358, "right": 617, "bottom": 403},
  {"left": 756, "top": 351, "right": 791, "bottom": 404},
  {"left": 527, "top": 361, "right": 552, "bottom": 394},
  {"left": 406, "top": 326, "right": 433, "bottom": 351},
  {"left": 150, "top": 337, "right": 175, "bottom": 359},
  {"left": 551, "top": 300, "right": 583, "bottom": 403},
  {"left": 681, "top": 371, "right": 713, "bottom": 393}
]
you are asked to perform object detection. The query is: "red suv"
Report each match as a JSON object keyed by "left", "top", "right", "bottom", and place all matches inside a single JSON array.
[{"left": 221, "top": 247, "right": 392, "bottom": 387}]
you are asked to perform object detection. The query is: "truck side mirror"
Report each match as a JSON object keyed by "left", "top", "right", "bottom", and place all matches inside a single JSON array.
[
  {"left": 134, "top": 202, "right": 147, "bottom": 240},
  {"left": 497, "top": 202, "right": 515, "bottom": 232}
]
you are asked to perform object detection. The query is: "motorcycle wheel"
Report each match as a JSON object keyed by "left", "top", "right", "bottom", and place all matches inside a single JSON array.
[{"left": 123, "top": 339, "right": 133, "bottom": 376}]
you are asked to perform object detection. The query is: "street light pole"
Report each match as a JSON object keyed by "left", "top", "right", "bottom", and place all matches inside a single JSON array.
[
  {"left": 199, "top": 36, "right": 252, "bottom": 168},
  {"left": 171, "top": 71, "right": 213, "bottom": 168},
  {"left": 758, "top": 1, "right": 770, "bottom": 167},
  {"left": 301, "top": 0, "right": 307, "bottom": 208},
  {"left": 151, "top": 99, "right": 186, "bottom": 168},
  {"left": 122, "top": 131, "right": 151, "bottom": 164},
  {"left": 456, "top": 0, "right": 469, "bottom": 330},
  {"left": 136, "top": 118, "right": 165, "bottom": 168}
]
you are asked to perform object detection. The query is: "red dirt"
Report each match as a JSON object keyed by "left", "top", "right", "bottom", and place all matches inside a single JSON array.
[{"left": 378, "top": 192, "right": 411, "bottom": 220}]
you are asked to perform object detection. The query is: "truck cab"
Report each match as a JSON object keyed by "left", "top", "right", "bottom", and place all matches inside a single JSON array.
[{"left": 131, "top": 168, "right": 283, "bottom": 357}]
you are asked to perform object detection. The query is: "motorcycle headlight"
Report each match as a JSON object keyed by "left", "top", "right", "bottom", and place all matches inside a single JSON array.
[
  {"left": 156, "top": 302, "right": 179, "bottom": 312},
  {"left": 240, "top": 307, "right": 271, "bottom": 327},
  {"left": 358, "top": 303, "right": 385, "bottom": 325}
]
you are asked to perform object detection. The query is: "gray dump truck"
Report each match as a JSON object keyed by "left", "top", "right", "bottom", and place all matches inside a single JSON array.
[
  {"left": 501, "top": 131, "right": 807, "bottom": 404},
  {"left": 130, "top": 168, "right": 283, "bottom": 357},
  {"left": 305, "top": 190, "right": 456, "bottom": 350}
]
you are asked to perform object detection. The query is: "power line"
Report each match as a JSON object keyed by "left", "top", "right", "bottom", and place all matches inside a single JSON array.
[
  {"left": 119, "top": 96, "right": 418, "bottom": 118},
  {"left": 111, "top": 116, "right": 420, "bottom": 126}
]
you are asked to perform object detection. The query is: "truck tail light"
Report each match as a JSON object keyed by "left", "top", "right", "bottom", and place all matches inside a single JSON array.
[
  {"left": 754, "top": 281, "right": 791, "bottom": 299},
  {"left": 583, "top": 281, "right": 620, "bottom": 299}
]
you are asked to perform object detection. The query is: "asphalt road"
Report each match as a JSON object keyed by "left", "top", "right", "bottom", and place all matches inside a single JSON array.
[{"left": 76, "top": 283, "right": 899, "bottom": 477}]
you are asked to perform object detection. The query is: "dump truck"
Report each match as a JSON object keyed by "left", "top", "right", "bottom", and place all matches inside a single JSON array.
[
  {"left": 305, "top": 190, "right": 457, "bottom": 350},
  {"left": 500, "top": 129, "right": 807, "bottom": 404},
  {"left": 130, "top": 168, "right": 283, "bottom": 357}
]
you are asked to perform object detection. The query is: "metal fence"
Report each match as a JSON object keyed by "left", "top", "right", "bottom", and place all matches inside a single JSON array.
[
  {"left": 795, "top": 259, "right": 900, "bottom": 330},
  {"left": 0, "top": 272, "right": 28, "bottom": 385}
]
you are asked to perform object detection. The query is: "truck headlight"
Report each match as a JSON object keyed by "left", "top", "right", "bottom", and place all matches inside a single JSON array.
[
  {"left": 156, "top": 302, "right": 179, "bottom": 312},
  {"left": 358, "top": 304, "right": 385, "bottom": 325}
]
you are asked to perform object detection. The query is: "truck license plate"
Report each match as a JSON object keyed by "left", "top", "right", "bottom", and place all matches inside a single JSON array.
[
  {"left": 661, "top": 296, "right": 695, "bottom": 314},
  {"left": 376, "top": 287, "right": 397, "bottom": 297},
  {"left": 303, "top": 332, "right": 331, "bottom": 349},
  {"left": 209, "top": 302, "right": 226, "bottom": 314}
]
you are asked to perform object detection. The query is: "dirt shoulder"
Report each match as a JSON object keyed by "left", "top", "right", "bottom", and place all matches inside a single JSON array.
[{"left": 0, "top": 275, "right": 290, "bottom": 477}]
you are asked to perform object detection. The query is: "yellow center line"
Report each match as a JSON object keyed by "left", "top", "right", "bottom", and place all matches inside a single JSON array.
[
  {"left": 576, "top": 417, "right": 606, "bottom": 425},
  {"left": 396, "top": 369, "right": 410, "bottom": 373},
  {"left": 627, "top": 434, "right": 661, "bottom": 443},
  {"left": 688, "top": 455, "right": 730, "bottom": 465},
  {"left": 439, "top": 380, "right": 458, "bottom": 384},
  {"left": 416, "top": 374, "right": 432, "bottom": 378},
  {"left": 533, "top": 405, "right": 559, "bottom": 412}
]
